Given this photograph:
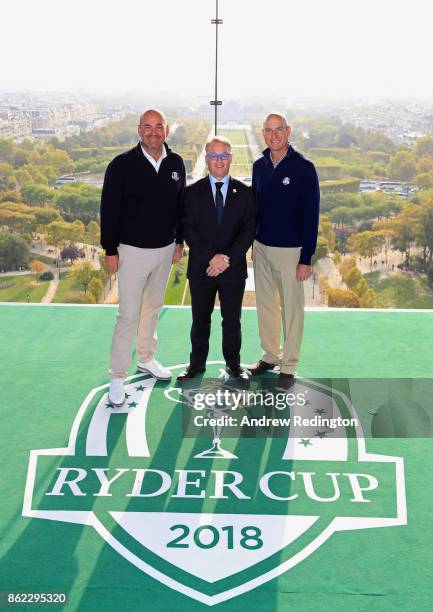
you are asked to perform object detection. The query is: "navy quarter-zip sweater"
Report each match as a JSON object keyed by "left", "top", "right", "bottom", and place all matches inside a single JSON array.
[
  {"left": 252, "top": 145, "right": 320, "bottom": 265},
  {"left": 100, "top": 142, "right": 185, "bottom": 256}
]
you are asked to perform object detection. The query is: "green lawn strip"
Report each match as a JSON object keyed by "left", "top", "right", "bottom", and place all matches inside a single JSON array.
[
  {"left": 30, "top": 253, "right": 57, "bottom": 265},
  {"left": 230, "top": 165, "right": 252, "bottom": 176},
  {"left": 164, "top": 260, "right": 188, "bottom": 305},
  {"left": 219, "top": 129, "right": 247, "bottom": 145},
  {"left": 72, "top": 145, "right": 127, "bottom": 157},
  {"left": 52, "top": 271, "right": 84, "bottom": 303},
  {"left": 0, "top": 274, "right": 49, "bottom": 302},
  {"left": 231, "top": 149, "right": 252, "bottom": 164},
  {"left": 183, "top": 283, "right": 191, "bottom": 305},
  {"left": 364, "top": 271, "right": 433, "bottom": 308},
  {"left": 363, "top": 271, "right": 381, "bottom": 287}
]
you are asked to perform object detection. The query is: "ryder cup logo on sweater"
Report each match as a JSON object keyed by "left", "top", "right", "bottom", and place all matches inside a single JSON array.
[
  {"left": 23, "top": 363, "right": 406, "bottom": 606},
  {"left": 171, "top": 171, "right": 179, "bottom": 181},
  {"left": 282, "top": 176, "right": 290, "bottom": 185}
]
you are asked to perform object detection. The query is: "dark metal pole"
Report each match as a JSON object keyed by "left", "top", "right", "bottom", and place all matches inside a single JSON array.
[
  {"left": 214, "top": 0, "right": 218, "bottom": 135},
  {"left": 211, "top": 0, "right": 222, "bottom": 135}
]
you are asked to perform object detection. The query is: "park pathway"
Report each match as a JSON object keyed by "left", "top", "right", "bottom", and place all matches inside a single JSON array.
[
  {"left": 245, "top": 124, "right": 261, "bottom": 161},
  {"left": 317, "top": 257, "right": 345, "bottom": 289},
  {"left": 191, "top": 126, "right": 214, "bottom": 182},
  {"left": 41, "top": 275, "right": 59, "bottom": 303},
  {"left": 104, "top": 277, "right": 119, "bottom": 304}
]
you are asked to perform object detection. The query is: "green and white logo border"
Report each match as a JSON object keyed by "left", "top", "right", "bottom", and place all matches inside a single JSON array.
[{"left": 23, "top": 363, "right": 407, "bottom": 606}]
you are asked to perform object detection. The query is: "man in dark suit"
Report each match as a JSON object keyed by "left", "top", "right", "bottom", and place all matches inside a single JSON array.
[{"left": 177, "top": 136, "right": 256, "bottom": 381}]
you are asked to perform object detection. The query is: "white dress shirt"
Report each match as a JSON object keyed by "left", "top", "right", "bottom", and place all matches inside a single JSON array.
[
  {"left": 141, "top": 144, "right": 167, "bottom": 172},
  {"left": 208, "top": 173, "right": 230, "bottom": 204}
]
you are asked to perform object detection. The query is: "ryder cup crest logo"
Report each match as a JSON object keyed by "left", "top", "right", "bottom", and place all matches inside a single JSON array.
[
  {"left": 23, "top": 363, "right": 406, "bottom": 606},
  {"left": 282, "top": 176, "right": 290, "bottom": 185},
  {"left": 171, "top": 171, "right": 179, "bottom": 181}
]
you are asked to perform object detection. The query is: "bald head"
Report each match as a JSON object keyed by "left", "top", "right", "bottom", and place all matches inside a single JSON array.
[
  {"left": 139, "top": 108, "right": 167, "bottom": 126},
  {"left": 138, "top": 108, "right": 169, "bottom": 158},
  {"left": 262, "top": 112, "right": 291, "bottom": 162},
  {"left": 262, "top": 112, "right": 289, "bottom": 129}
]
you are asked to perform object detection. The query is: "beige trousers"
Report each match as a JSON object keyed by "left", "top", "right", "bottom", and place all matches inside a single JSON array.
[
  {"left": 109, "top": 242, "right": 174, "bottom": 378},
  {"left": 253, "top": 240, "right": 304, "bottom": 374}
]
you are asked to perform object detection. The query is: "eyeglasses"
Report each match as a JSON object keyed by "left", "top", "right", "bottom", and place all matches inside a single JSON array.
[{"left": 206, "top": 153, "right": 232, "bottom": 161}]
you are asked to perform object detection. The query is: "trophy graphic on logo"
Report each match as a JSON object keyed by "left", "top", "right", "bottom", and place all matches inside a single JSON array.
[
  {"left": 193, "top": 402, "right": 238, "bottom": 459},
  {"left": 164, "top": 375, "right": 240, "bottom": 460}
]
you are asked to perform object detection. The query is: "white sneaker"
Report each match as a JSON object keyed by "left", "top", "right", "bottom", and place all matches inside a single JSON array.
[
  {"left": 137, "top": 359, "right": 171, "bottom": 380},
  {"left": 108, "top": 377, "right": 125, "bottom": 407}
]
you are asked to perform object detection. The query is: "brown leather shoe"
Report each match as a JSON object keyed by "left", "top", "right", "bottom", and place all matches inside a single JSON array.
[
  {"left": 248, "top": 360, "right": 277, "bottom": 376},
  {"left": 276, "top": 373, "right": 295, "bottom": 390}
]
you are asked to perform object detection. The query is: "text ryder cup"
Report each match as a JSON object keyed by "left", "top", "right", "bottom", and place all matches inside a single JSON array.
[{"left": 46, "top": 468, "right": 378, "bottom": 503}]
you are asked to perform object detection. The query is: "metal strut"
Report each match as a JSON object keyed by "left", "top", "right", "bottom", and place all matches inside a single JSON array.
[{"left": 210, "top": 0, "right": 223, "bottom": 135}]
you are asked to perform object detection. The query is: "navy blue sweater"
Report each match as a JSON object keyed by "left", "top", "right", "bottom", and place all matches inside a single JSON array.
[
  {"left": 100, "top": 143, "right": 185, "bottom": 256},
  {"left": 252, "top": 146, "right": 320, "bottom": 265}
]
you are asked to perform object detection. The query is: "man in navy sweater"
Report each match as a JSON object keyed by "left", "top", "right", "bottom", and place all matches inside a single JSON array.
[
  {"left": 249, "top": 113, "right": 320, "bottom": 388},
  {"left": 100, "top": 109, "right": 185, "bottom": 406}
]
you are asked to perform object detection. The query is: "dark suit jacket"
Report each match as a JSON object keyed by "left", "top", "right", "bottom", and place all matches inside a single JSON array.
[{"left": 184, "top": 176, "right": 256, "bottom": 282}]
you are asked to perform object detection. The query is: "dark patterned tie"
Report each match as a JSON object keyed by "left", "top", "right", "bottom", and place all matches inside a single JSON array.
[{"left": 215, "top": 181, "right": 224, "bottom": 224}]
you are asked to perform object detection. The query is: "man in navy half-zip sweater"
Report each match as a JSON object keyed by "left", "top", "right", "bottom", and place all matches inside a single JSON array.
[
  {"left": 249, "top": 112, "right": 320, "bottom": 388},
  {"left": 100, "top": 108, "right": 185, "bottom": 406}
]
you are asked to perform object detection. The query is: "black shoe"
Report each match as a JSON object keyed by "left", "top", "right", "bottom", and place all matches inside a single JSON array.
[
  {"left": 177, "top": 365, "right": 206, "bottom": 381},
  {"left": 248, "top": 360, "right": 277, "bottom": 376},
  {"left": 226, "top": 365, "right": 250, "bottom": 382},
  {"left": 276, "top": 373, "right": 295, "bottom": 390}
]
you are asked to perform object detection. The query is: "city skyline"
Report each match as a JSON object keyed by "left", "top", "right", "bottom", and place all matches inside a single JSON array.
[{"left": 2, "top": 0, "right": 433, "bottom": 102}]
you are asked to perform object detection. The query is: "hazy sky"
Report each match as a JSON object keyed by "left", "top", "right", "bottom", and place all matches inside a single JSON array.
[{"left": 2, "top": 0, "right": 433, "bottom": 101}]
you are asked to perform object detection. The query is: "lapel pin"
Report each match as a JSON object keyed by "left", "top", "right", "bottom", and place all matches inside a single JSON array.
[{"left": 233, "top": 188, "right": 237, "bottom": 193}]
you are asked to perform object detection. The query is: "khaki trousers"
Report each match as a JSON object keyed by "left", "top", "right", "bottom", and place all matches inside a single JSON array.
[
  {"left": 109, "top": 242, "right": 174, "bottom": 378},
  {"left": 253, "top": 240, "right": 304, "bottom": 374}
]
